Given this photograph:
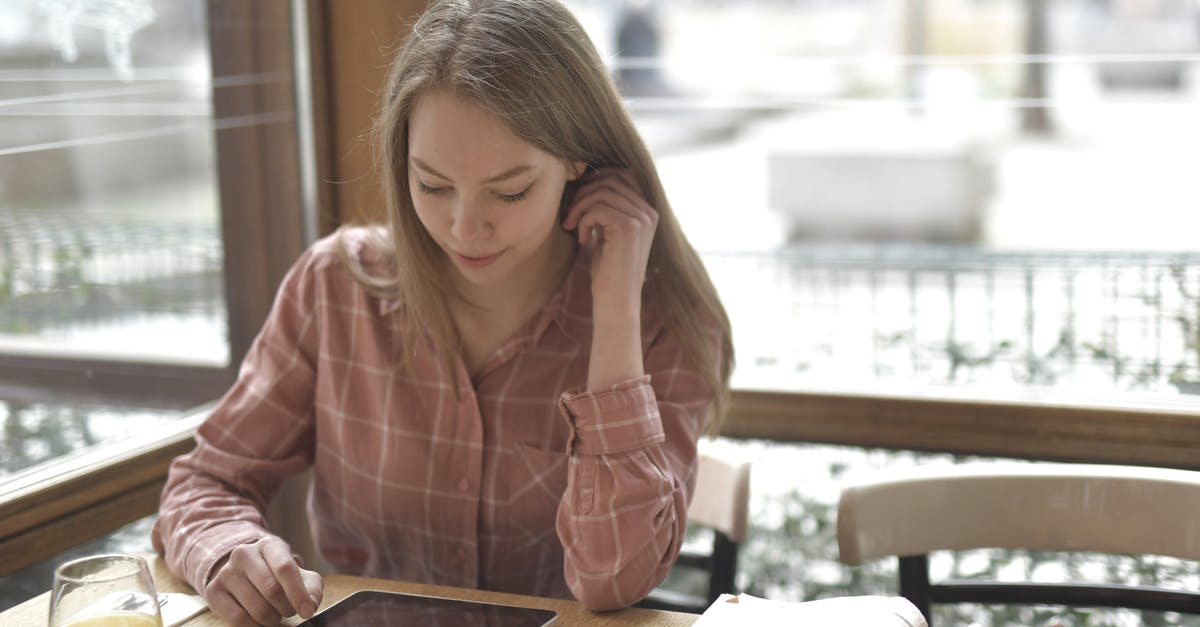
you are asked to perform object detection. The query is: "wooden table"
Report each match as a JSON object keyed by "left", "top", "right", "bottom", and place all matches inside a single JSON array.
[{"left": 3, "top": 555, "right": 699, "bottom": 626}]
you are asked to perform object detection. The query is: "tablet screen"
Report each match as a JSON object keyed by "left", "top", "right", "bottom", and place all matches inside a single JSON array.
[{"left": 296, "top": 589, "right": 558, "bottom": 626}]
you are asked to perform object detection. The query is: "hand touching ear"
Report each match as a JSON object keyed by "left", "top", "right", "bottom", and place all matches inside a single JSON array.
[
  {"left": 561, "top": 168, "right": 658, "bottom": 390},
  {"left": 561, "top": 168, "right": 658, "bottom": 307}
]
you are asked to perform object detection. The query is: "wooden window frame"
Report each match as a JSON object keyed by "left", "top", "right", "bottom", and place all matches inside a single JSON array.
[
  {"left": 0, "top": 406, "right": 209, "bottom": 576},
  {"left": 725, "top": 390, "right": 1200, "bottom": 471}
]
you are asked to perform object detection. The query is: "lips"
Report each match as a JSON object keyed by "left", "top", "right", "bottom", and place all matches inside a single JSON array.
[{"left": 452, "top": 249, "right": 505, "bottom": 269}]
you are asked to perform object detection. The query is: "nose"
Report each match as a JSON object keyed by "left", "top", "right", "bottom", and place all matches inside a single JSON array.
[{"left": 449, "top": 200, "right": 491, "bottom": 242}]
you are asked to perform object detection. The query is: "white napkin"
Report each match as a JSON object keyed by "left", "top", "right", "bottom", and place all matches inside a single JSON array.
[
  {"left": 158, "top": 592, "right": 208, "bottom": 627},
  {"left": 694, "top": 593, "right": 927, "bottom": 626}
]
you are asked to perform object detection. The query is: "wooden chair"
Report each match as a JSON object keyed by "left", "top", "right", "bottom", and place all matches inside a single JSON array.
[
  {"left": 638, "top": 449, "right": 753, "bottom": 613},
  {"left": 837, "top": 462, "right": 1200, "bottom": 625}
]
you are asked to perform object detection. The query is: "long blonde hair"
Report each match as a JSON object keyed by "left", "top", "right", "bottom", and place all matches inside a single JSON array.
[{"left": 343, "top": 0, "right": 734, "bottom": 426}]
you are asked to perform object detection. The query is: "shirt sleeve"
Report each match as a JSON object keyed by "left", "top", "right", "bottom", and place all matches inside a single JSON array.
[
  {"left": 554, "top": 324, "right": 719, "bottom": 610},
  {"left": 152, "top": 246, "right": 324, "bottom": 594}
]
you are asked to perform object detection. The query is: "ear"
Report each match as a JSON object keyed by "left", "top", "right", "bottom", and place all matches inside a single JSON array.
[{"left": 567, "top": 160, "right": 588, "bottom": 181}]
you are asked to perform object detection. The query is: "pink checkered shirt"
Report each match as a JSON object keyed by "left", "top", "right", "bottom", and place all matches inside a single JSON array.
[{"left": 152, "top": 228, "right": 718, "bottom": 610}]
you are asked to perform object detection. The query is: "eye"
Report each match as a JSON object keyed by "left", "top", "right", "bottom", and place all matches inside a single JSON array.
[
  {"left": 417, "top": 181, "right": 449, "bottom": 195},
  {"left": 501, "top": 187, "right": 530, "bottom": 202},
  {"left": 498, "top": 186, "right": 531, "bottom": 204}
]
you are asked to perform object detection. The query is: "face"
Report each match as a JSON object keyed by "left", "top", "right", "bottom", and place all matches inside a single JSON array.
[{"left": 407, "top": 90, "right": 581, "bottom": 292}]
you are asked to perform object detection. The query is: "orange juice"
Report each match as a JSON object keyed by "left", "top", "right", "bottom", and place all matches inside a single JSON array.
[{"left": 61, "top": 613, "right": 163, "bottom": 627}]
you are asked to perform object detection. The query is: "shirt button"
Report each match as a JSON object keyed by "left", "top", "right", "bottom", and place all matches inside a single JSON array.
[{"left": 458, "top": 478, "right": 470, "bottom": 492}]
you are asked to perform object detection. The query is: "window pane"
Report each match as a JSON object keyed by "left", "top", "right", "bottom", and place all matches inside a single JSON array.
[
  {"left": 0, "top": 0, "right": 227, "bottom": 366},
  {"left": 570, "top": 0, "right": 1200, "bottom": 405},
  {"left": 0, "top": 395, "right": 187, "bottom": 479}
]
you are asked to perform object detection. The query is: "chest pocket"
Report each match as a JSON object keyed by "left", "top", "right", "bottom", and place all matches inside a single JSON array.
[{"left": 501, "top": 443, "right": 569, "bottom": 537}]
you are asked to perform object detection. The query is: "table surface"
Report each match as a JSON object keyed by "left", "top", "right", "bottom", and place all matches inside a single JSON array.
[{"left": 3, "top": 555, "right": 698, "bottom": 626}]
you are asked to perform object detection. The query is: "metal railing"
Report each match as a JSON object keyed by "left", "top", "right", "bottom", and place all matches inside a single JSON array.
[
  {"left": 705, "top": 245, "right": 1200, "bottom": 398},
  {"left": 0, "top": 213, "right": 224, "bottom": 336},
  {"left": 2, "top": 213, "right": 1198, "bottom": 400}
]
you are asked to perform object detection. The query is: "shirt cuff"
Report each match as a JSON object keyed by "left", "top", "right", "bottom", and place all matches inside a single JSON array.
[
  {"left": 558, "top": 375, "right": 665, "bottom": 455},
  {"left": 182, "top": 521, "right": 269, "bottom": 592}
]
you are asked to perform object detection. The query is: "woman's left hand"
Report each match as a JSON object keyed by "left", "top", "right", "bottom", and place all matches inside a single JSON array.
[{"left": 561, "top": 168, "right": 659, "bottom": 313}]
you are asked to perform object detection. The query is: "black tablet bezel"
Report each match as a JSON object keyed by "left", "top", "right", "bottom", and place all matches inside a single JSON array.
[{"left": 295, "top": 588, "right": 559, "bottom": 626}]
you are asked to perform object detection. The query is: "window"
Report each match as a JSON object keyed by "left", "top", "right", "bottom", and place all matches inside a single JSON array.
[
  {"left": 567, "top": 0, "right": 1200, "bottom": 409},
  {"left": 0, "top": 0, "right": 308, "bottom": 577},
  {"left": 0, "top": 0, "right": 226, "bottom": 365}
]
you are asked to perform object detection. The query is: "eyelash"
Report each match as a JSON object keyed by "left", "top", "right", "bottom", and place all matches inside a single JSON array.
[
  {"left": 417, "top": 182, "right": 529, "bottom": 204},
  {"left": 499, "top": 189, "right": 528, "bottom": 204},
  {"left": 418, "top": 182, "right": 448, "bottom": 196}
]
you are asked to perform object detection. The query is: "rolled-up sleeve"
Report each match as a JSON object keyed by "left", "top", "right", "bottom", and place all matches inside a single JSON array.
[
  {"left": 555, "top": 327, "right": 719, "bottom": 611},
  {"left": 152, "top": 247, "right": 323, "bottom": 593}
]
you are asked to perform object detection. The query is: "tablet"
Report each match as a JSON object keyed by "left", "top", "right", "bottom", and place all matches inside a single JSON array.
[{"left": 296, "top": 589, "right": 558, "bottom": 626}]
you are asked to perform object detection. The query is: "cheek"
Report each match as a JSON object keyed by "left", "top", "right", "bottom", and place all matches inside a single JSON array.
[
  {"left": 410, "top": 195, "right": 441, "bottom": 233},
  {"left": 512, "top": 193, "right": 564, "bottom": 238}
]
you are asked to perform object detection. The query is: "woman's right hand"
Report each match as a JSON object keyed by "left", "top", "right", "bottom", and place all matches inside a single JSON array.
[{"left": 204, "top": 536, "right": 323, "bottom": 626}]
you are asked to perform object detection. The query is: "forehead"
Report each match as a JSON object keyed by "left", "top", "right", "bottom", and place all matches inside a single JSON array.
[{"left": 408, "top": 90, "right": 549, "bottom": 174}]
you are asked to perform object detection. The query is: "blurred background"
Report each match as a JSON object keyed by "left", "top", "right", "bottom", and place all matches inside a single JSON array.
[{"left": 2, "top": 1, "right": 1199, "bottom": 624}]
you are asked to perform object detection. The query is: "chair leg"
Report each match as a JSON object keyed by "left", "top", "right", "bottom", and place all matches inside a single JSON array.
[
  {"left": 899, "top": 555, "right": 932, "bottom": 626},
  {"left": 708, "top": 533, "right": 739, "bottom": 604}
]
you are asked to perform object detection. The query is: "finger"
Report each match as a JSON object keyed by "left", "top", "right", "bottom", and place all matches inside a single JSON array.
[
  {"left": 205, "top": 587, "right": 258, "bottom": 627},
  {"left": 301, "top": 569, "right": 325, "bottom": 615},
  {"left": 235, "top": 551, "right": 293, "bottom": 619},
  {"left": 576, "top": 196, "right": 657, "bottom": 242},
  {"left": 568, "top": 174, "right": 645, "bottom": 215},
  {"left": 209, "top": 574, "right": 281, "bottom": 627},
  {"left": 588, "top": 167, "right": 646, "bottom": 198},
  {"left": 563, "top": 183, "right": 654, "bottom": 232},
  {"left": 562, "top": 170, "right": 643, "bottom": 227},
  {"left": 262, "top": 539, "right": 319, "bottom": 618},
  {"left": 230, "top": 570, "right": 284, "bottom": 626},
  {"left": 575, "top": 203, "right": 647, "bottom": 247}
]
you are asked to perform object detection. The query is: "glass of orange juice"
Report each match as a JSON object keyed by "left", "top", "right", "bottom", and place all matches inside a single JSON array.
[{"left": 48, "top": 554, "right": 164, "bottom": 627}]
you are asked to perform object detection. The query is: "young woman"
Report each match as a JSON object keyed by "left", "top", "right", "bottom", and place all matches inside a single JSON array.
[{"left": 153, "top": 0, "right": 733, "bottom": 624}]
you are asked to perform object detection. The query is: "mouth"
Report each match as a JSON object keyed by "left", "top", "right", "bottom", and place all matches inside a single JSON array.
[{"left": 452, "top": 249, "right": 505, "bottom": 269}]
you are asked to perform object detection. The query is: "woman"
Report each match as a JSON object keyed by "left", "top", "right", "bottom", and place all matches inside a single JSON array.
[{"left": 153, "top": 0, "right": 733, "bottom": 624}]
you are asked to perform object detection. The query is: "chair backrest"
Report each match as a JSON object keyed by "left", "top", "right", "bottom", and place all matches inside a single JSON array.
[
  {"left": 837, "top": 462, "right": 1200, "bottom": 624},
  {"left": 687, "top": 449, "right": 753, "bottom": 544},
  {"left": 638, "top": 449, "right": 753, "bottom": 613}
]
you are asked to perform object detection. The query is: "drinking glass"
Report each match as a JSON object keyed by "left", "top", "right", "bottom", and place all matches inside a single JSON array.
[{"left": 48, "top": 554, "right": 164, "bottom": 627}]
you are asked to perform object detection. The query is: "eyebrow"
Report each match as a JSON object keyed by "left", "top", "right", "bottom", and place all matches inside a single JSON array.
[{"left": 410, "top": 157, "right": 534, "bottom": 184}]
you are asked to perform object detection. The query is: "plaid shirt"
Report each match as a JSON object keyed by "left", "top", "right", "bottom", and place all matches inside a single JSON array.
[{"left": 152, "top": 228, "right": 717, "bottom": 610}]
